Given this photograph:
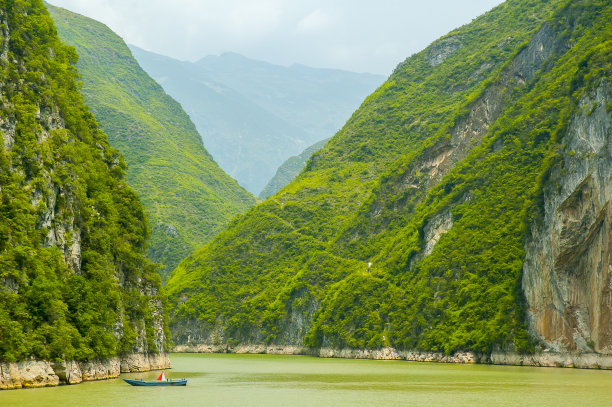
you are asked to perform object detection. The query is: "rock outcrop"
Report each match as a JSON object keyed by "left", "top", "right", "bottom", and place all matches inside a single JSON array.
[
  {"left": 427, "top": 36, "right": 462, "bottom": 67},
  {"left": 0, "top": 353, "right": 170, "bottom": 389},
  {"left": 523, "top": 80, "right": 612, "bottom": 353},
  {"left": 171, "top": 343, "right": 612, "bottom": 370}
]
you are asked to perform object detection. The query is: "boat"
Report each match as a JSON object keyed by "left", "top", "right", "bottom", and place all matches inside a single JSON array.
[{"left": 123, "top": 371, "right": 187, "bottom": 386}]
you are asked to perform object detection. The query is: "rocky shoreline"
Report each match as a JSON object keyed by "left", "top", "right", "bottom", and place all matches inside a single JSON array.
[
  {"left": 172, "top": 344, "right": 612, "bottom": 369},
  {"left": 0, "top": 353, "right": 170, "bottom": 390}
]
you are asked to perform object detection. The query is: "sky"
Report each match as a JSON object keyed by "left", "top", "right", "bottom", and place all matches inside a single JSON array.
[{"left": 47, "top": 0, "right": 504, "bottom": 75}]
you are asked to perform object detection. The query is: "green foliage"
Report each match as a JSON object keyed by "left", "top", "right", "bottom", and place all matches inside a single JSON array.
[
  {"left": 166, "top": 0, "right": 611, "bottom": 355},
  {"left": 305, "top": 273, "right": 401, "bottom": 349},
  {"left": 0, "top": 0, "right": 168, "bottom": 362},
  {"left": 259, "top": 138, "right": 330, "bottom": 200},
  {"left": 46, "top": 4, "right": 256, "bottom": 281}
]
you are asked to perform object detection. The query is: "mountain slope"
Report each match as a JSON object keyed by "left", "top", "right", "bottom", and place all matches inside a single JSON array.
[
  {"left": 46, "top": 4, "right": 257, "bottom": 279},
  {"left": 259, "top": 138, "right": 329, "bottom": 199},
  {"left": 0, "top": 0, "right": 169, "bottom": 387},
  {"left": 166, "top": 0, "right": 612, "bottom": 360},
  {"left": 129, "top": 47, "right": 384, "bottom": 194}
]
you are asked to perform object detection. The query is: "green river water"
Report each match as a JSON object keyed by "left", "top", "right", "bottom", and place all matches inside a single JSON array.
[{"left": 2, "top": 353, "right": 612, "bottom": 406}]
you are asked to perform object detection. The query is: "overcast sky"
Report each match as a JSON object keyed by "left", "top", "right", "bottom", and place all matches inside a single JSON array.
[{"left": 47, "top": 0, "right": 503, "bottom": 75}]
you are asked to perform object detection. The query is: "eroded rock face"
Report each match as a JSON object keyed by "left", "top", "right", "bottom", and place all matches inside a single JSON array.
[
  {"left": 398, "top": 23, "right": 564, "bottom": 262},
  {"left": 512, "top": 24, "right": 561, "bottom": 84},
  {"left": 119, "top": 352, "right": 171, "bottom": 373},
  {"left": 523, "top": 80, "right": 612, "bottom": 353},
  {"left": 51, "top": 360, "right": 83, "bottom": 385},
  {"left": 410, "top": 209, "right": 454, "bottom": 268},
  {"left": 0, "top": 106, "right": 170, "bottom": 390},
  {"left": 0, "top": 354, "right": 171, "bottom": 390},
  {"left": 427, "top": 36, "right": 462, "bottom": 67},
  {"left": 169, "top": 343, "right": 612, "bottom": 370},
  {"left": 427, "top": 24, "right": 565, "bottom": 188},
  {"left": 0, "top": 361, "right": 59, "bottom": 389}
]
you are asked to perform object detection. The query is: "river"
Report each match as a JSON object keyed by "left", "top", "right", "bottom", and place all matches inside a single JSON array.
[{"left": 2, "top": 353, "right": 612, "bottom": 406}]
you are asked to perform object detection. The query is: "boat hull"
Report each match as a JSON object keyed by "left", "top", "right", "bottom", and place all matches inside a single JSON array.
[{"left": 123, "top": 378, "right": 187, "bottom": 386}]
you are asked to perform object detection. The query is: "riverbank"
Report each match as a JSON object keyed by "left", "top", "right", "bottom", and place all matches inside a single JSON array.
[
  {"left": 172, "top": 344, "right": 612, "bottom": 369},
  {"left": 3, "top": 353, "right": 612, "bottom": 406},
  {"left": 0, "top": 353, "right": 170, "bottom": 390}
]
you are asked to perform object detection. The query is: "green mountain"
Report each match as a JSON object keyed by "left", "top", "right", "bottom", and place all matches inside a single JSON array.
[
  {"left": 259, "top": 138, "right": 329, "bottom": 199},
  {"left": 129, "top": 47, "right": 385, "bottom": 195},
  {"left": 46, "top": 4, "right": 257, "bottom": 280},
  {"left": 0, "top": 0, "right": 169, "bottom": 382},
  {"left": 166, "top": 0, "right": 612, "bottom": 359}
]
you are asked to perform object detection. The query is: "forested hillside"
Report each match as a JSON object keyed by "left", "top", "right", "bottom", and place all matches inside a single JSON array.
[
  {"left": 47, "top": 4, "right": 256, "bottom": 280},
  {"left": 0, "top": 0, "right": 168, "bottom": 371},
  {"left": 167, "top": 0, "right": 612, "bottom": 357}
]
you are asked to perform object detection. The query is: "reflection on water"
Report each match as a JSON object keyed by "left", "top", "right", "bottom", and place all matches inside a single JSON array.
[{"left": 1, "top": 353, "right": 612, "bottom": 406}]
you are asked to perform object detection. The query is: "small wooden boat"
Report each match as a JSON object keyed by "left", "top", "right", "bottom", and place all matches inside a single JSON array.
[{"left": 123, "top": 372, "right": 187, "bottom": 386}]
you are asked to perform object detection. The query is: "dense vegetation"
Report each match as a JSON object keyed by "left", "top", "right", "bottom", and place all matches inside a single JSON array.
[
  {"left": 46, "top": 4, "right": 256, "bottom": 280},
  {"left": 130, "top": 47, "right": 384, "bottom": 195},
  {"left": 0, "top": 0, "right": 168, "bottom": 362},
  {"left": 259, "top": 138, "right": 329, "bottom": 199},
  {"left": 167, "top": 0, "right": 612, "bottom": 354}
]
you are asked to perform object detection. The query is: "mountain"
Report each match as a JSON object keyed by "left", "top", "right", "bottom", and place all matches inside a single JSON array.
[
  {"left": 259, "top": 138, "right": 329, "bottom": 199},
  {"left": 165, "top": 0, "right": 612, "bottom": 366},
  {"left": 0, "top": 0, "right": 169, "bottom": 389},
  {"left": 46, "top": 4, "right": 257, "bottom": 280},
  {"left": 129, "top": 47, "right": 385, "bottom": 195}
]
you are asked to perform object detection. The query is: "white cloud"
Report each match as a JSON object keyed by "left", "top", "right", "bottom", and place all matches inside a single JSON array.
[
  {"left": 296, "top": 9, "right": 331, "bottom": 34},
  {"left": 47, "top": 0, "right": 504, "bottom": 75},
  {"left": 228, "top": 1, "right": 282, "bottom": 37}
]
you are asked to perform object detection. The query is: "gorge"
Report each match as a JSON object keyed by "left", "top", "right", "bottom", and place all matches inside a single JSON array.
[{"left": 1, "top": 0, "right": 611, "bottom": 394}]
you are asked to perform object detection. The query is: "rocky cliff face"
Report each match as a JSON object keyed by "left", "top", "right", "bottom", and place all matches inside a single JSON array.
[
  {"left": 339, "top": 21, "right": 566, "bottom": 263},
  {"left": 523, "top": 80, "right": 612, "bottom": 353},
  {"left": 0, "top": 353, "right": 170, "bottom": 390}
]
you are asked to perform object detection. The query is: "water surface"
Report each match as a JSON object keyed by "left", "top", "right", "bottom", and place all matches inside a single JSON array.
[{"left": 2, "top": 353, "right": 612, "bottom": 406}]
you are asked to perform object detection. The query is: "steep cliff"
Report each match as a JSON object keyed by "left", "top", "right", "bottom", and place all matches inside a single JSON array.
[
  {"left": 0, "top": 0, "right": 169, "bottom": 388},
  {"left": 522, "top": 80, "right": 612, "bottom": 353},
  {"left": 46, "top": 4, "right": 256, "bottom": 280},
  {"left": 166, "top": 0, "right": 612, "bottom": 364}
]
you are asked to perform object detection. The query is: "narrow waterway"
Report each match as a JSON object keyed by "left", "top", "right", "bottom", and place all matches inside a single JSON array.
[{"left": 2, "top": 353, "right": 612, "bottom": 406}]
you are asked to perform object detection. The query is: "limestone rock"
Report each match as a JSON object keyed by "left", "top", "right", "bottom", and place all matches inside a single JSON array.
[
  {"left": 522, "top": 80, "right": 612, "bottom": 353},
  {"left": 0, "top": 353, "right": 171, "bottom": 390},
  {"left": 0, "top": 361, "right": 59, "bottom": 390},
  {"left": 51, "top": 360, "right": 82, "bottom": 385},
  {"left": 427, "top": 36, "right": 462, "bottom": 67}
]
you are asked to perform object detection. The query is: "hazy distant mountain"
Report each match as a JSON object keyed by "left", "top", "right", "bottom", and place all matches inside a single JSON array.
[{"left": 129, "top": 47, "right": 384, "bottom": 194}]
